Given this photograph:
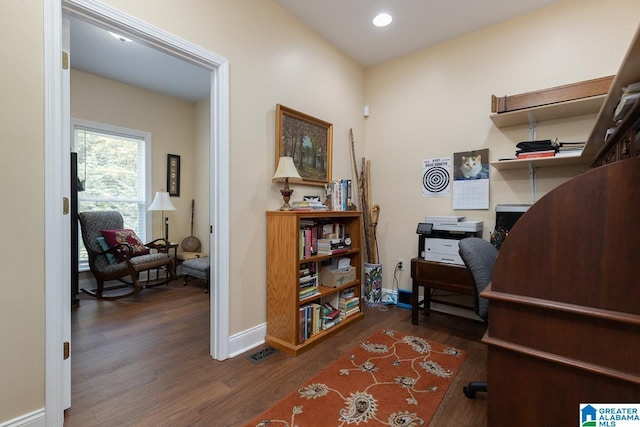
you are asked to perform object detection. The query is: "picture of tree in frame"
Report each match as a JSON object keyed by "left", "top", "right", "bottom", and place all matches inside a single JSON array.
[{"left": 276, "top": 104, "right": 333, "bottom": 186}]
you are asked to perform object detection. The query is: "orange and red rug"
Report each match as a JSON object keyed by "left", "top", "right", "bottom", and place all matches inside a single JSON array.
[{"left": 245, "top": 329, "right": 466, "bottom": 426}]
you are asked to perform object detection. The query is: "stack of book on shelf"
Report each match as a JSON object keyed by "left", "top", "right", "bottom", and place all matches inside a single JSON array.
[
  {"left": 299, "top": 219, "right": 349, "bottom": 259},
  {"left": 339, "top": 287, "right": 360, "bottom": 318},
  {"left": 613, "top": 81, "right": 640, "bottom": 123},
  {"left": 300, "top": 273, "right": 320, "bottom": 300},
  {"left": 327, "top": 179, "right": 353, "bottom": 211},
  {"left": 515, "top": 139, "right": 559, "bottom": 159},
  {"left": 291, "top": 200, "right": 329, "bottom": 211},
  {"left": 322, "top": 301, "right": 341, "bottom": 330},
  {"left": 316, "top": 238, "right": 351, "bottom": 255}
]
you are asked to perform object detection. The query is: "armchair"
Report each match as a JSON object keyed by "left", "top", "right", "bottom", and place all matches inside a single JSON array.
[
  {"left": 78, "top": 211, "right": 175, "bottom": 300},
  {"left": 458, "top": 236, "right": 497, "bottom": 398}
]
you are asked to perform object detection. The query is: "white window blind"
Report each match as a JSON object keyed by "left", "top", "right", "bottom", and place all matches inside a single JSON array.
[{"left": 73, "top": 119, "right": 151, "bottom": 270}]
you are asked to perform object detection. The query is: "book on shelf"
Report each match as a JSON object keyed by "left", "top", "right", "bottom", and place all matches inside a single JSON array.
[
  {"left": 555, "top": 142, "right": 585, "bottom": 158},
  {"left": 341, "top": 305, "right": 361, "bottom": 318},
  {"left": 299, "top": 303, "right": 324, "bottom": 340},
  {"left": 291, "top": 200, "right": 329, "bottom": 211},
  {"left": 317, "top": 247, "right": 350, "bottom": 255},
  {"left": 555, "top": 149, "right": 583, "bottom": 158},
  {"left": 299, "top": 274, "right": 317, "bottom": 285},
  {"left": 317, "top": 238, "right": 343, "bottom": 245},
  {"left": 340, "top": 287, "right": 355, "bottom": 299},
  {"left": 298, "top": 220, "right": 350, "bottom": 259},
  {"left": 516, "top": 149, "right": 556, "bottom": 159},
  {"left": 328, "top": 179, "right": 353, "bottom": 211},
  {"left": 613, "top": 81, "right": 640, "bottom": 122},
  {"left": 323, "top": 307, "right": 341, "bottom": 322},
  {"left": 299, "top": 306, "right": 307, "bottom": 343},
  {"left": 299, "top": 272, "right": 319, "bottom": 299},
  {"left": 299, "top": 287, "right": 320, "bottom": 300},
  {"left": 339, "top": 298, "right": 359, "bottom": 311}
]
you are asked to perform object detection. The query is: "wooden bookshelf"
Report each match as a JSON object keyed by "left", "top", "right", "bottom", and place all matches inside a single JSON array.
[{"left": 265, "top": 210, "right": 364, "bottom": 356}]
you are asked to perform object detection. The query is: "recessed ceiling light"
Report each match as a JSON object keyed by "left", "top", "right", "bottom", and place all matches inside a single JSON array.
[
  {"left": 373, "top": 13, "right": 392, "bottom": 27},
  {"left": 108, "top": 31, "right": 132, "bottom": 43}
]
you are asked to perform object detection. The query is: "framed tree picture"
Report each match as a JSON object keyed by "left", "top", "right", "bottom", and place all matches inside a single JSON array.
[
  {"left": 167, "top": 154, "right": 180, "bottom": 196},
  {"left": 276, "top": 104, "right": 333, "bottom": 186}
]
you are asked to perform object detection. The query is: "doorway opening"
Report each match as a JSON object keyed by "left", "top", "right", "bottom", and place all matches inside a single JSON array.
[{"left": 45, "top": 0, "right": 230, "bottom": 423}]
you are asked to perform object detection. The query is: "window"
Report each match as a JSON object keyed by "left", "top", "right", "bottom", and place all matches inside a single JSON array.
[{"left": 73, "top": 119, "right": 151, "bottom": 270}]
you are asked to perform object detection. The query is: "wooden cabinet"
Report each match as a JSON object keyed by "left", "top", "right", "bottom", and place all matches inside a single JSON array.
[{"left": 265, "top": 210, "right": 364, "bottom": 356}]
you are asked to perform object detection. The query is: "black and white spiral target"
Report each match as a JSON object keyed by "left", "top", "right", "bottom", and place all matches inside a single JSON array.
[{"left": 423, "top": 166, "right": 450, "bottom": 193}]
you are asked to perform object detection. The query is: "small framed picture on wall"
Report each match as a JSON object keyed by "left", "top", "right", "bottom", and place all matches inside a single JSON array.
[{"left": 167, "top": 154, "right": 180, "bottom": 197}]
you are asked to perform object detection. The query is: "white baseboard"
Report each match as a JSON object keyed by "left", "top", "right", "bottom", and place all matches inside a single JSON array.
[
  {"left": 228, "top": 322, "right": 267, "bottom": 358},
  {"left": 0, "top": 409, "right": 45, "bottom": 427}
]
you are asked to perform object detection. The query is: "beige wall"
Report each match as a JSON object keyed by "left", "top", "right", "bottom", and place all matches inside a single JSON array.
[
  {"left": 0, "top": 0, "right": 45, "bottom": 421},
  {"left": 71, "top": 69, "right": 198, "bottom": 242},
  {"left": 2, "top": 0, "right": 639, "bottom": 422},
  {"left": 364, "top": 0, "right": 640, "bottom": 293}
]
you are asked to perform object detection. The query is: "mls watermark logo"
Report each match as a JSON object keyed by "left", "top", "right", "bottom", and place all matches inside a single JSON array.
[{"left": 580, "top": 403, "right": 640, "bottom": 426}]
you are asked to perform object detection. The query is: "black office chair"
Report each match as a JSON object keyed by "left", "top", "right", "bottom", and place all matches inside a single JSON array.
[{"left": 458, "top": 237, "right": 498, "bottom": 398}]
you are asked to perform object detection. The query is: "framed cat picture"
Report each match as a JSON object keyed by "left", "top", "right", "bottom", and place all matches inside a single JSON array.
[
  {"left": 453, "top": 148, "right": 489, "bottom": 209},
  {"left": 454, "top": 149, "right": 489, "bottom": 180}
]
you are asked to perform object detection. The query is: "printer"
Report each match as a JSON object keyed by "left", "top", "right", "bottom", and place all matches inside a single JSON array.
[{"left": 417, "top": 216, "right": 483, "bottom": 265}]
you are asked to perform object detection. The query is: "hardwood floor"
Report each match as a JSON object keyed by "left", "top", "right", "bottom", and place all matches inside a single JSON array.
[{"left": 65, "top": 279, "right": 487, "bottom": 426}]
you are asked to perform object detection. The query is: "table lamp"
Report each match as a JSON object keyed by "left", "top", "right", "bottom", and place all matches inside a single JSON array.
[
  {"left": 148, "top": 191, "right": 176, "bottom": 240},
  {"left": 273, "top": 156, "right": 302, "bottom": 211}
]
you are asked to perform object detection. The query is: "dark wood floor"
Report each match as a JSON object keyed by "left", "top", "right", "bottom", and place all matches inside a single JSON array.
[{"left": 65, "top": 279, "right": 487, "bottom": 426}]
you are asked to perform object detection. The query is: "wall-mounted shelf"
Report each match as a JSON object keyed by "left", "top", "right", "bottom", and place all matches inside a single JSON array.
[
  {"left": 491, "top": 153, "right": 589, "bottom": 170},
  {"left": 489, "top": 94, "right": 606, "bottom": 128},
  {"left": 490, "top": 93, "right": 609, "bottom": 171}
]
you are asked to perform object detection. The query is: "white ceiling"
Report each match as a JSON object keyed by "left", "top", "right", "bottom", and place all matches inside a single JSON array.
[
  {"left": 275, "top": 0, "right": 560, "bottom": 67},
  {"left": 69, "top": 0, "right": 560, "bottom": 101},
  {"left": 69, "top": 16, "right": 211, "bottom": 102}
]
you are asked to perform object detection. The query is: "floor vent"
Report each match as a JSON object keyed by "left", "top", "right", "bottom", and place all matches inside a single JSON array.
[{"left": 246, "top": 347, "right": 278, "bottom": 363}]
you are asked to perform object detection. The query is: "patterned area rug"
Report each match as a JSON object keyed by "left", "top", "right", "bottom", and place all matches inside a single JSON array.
[{"left": 245, "top": 329, "right": 467, "bottom": 426}]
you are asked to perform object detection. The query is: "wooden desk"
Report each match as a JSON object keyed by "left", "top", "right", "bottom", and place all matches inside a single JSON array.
[{"left": 410, "top": 258, "right": 474, "bottom": 325}]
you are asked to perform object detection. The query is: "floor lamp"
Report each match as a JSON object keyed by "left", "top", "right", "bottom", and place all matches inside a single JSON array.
[{"left": 148, "top": 191, "right": 176, "bottom": 241}]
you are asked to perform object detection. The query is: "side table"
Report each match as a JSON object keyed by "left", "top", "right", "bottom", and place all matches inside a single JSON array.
[
  {"left": 148, "top": 242, "right": 178, "bottom": 278},
  {"left": 410, "top": 258, "right": 474, "bottom": 325}
]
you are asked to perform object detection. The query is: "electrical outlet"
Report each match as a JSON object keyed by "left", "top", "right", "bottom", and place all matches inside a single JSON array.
[{"left": 397, "top": 258, "right": 405, "bottom": 270}]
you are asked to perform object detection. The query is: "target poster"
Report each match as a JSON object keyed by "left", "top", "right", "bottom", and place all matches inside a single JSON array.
[
  {"left": 422, "top": 157, "right": 451, "bottom": 197},
  {"left": 452, "top": 148, "right": 489, "bottom": 209}
]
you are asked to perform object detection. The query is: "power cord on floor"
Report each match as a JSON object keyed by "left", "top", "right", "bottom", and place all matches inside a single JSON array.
[{"left": 378, "top": 262, "right": 402, "bottom": 310}]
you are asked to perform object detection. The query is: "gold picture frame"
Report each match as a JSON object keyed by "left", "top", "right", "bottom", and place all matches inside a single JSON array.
[{"left": 276, "top": 104, "right": 333, "bottom": 186}]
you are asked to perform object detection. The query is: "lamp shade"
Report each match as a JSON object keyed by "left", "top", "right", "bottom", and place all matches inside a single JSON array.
[
  {"left": 148, "top": 191, "right": 176, "bottom": 211},
  {"left": 273, "top": 156, "right": 303, "bottom": 182}
]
